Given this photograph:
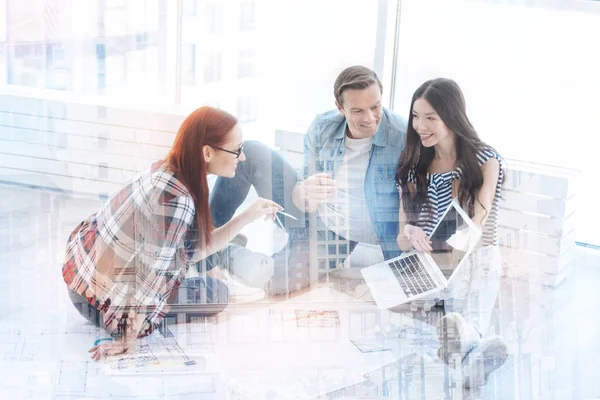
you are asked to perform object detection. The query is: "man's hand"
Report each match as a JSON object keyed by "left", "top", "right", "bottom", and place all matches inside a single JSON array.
[{"left": 292, "top": 173, "right": 336, "bottom": 212}]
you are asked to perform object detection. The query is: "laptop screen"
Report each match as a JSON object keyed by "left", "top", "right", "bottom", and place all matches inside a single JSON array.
[{"left": 428, "top": 202, "right": 479, "bottom": 280}]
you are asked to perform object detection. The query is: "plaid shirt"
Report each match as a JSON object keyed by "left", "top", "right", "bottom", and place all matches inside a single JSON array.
[{"left": 62, "top": 160, "right": 204, "bottom": 337}]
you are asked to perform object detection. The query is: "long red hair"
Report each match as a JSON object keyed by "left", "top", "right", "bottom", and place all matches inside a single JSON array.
[{"left": 166, "top": 106, "right": 238, "bottom": 248}]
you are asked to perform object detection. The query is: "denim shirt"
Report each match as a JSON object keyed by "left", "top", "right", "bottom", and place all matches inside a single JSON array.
[{"left": 301, "top": 108, "right": 407, "bottom": 260}]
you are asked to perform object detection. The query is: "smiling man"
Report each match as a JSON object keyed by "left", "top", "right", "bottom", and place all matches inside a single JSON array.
[
  {"left": 209, "top": 65, "right": 407, "bottom": 295},
  {"left": 291, "top": 65, "right": 407, "bottom": 260}
]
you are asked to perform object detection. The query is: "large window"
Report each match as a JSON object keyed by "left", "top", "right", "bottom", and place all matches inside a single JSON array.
[
  {"left": 179, "top": 0, "right": 386, "bottom": 144},
  {"left": 2, "top": 0, "right": 164, "bottom": 102},
  {"left": 2, "top": 0, "right": 388, "bottom": 146},
  {"left": 392, "top": 0, "right": 600, "bottom": 244}
]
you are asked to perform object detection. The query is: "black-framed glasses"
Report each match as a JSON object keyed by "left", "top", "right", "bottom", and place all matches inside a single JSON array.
[{"left": 213, "top": 145, "right": 244, "bottom": 159}]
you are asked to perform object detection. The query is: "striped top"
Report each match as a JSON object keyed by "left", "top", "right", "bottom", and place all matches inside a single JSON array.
[{"left": 406, "top": 148, "right": 505, "bottom": 246}]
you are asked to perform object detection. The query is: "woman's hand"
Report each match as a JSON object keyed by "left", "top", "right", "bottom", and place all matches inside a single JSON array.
[
  {"left": 88, "top": 337, "right": 136, "bottom": 361},
  {"left": 402, "top": 224, "right": 432, "bottom": 254},
  {"left": 241, "top": 198, "right": 284, "bottom": 223},
  {"left": 203, "top": 198, "right": 284, "bottom": 261}
]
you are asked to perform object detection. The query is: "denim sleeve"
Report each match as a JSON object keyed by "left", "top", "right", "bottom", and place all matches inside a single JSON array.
[{"left": 299, "top": 117, "right": 320, "bottom": 181}]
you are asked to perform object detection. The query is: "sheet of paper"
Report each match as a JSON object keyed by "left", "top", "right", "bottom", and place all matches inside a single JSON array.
[
  {"left": 446, "top": 224, "right": 478, "bottom": 252},
  {"left": 295, "top": 309, "right": 341, "bottom": 328},
  {"left": 102, "top": 333, "right": 204, "bottom": 375}
]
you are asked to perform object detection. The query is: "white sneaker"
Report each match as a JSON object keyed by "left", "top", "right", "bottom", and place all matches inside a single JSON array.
[
  {"left": 436, "top": 312, "right": 482, "bottom": 366},
  {"left": 462, "top": 335, "right": 509, "bottom": 388},
  {"left": 220, "top": 269, "right": 266, "bottom": 303}
]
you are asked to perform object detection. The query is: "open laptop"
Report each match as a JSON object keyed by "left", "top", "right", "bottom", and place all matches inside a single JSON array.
[{"left": 361, "top": 199, "right": 482, "bottom": 310}]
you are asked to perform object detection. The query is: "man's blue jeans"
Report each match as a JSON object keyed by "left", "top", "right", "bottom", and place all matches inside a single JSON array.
[
  {"left": 209, "top": 140, "right": 303, "bottom": 229},
  {"left": 209, "top": 140, "right": 357, "bottom": 295}
]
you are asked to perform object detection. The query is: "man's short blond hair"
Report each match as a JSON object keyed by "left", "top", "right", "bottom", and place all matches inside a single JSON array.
[{"left": 334, "top": 65, "right": 383, "bottom": 106}]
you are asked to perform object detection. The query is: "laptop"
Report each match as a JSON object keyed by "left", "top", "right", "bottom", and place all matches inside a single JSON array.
[{"left": 361, "top": 198, "right": 482, "bottom": 310}]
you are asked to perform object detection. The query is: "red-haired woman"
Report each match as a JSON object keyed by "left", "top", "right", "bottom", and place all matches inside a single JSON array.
[{"left": 61, "top": 106, "right": 281, "bottom": 360}]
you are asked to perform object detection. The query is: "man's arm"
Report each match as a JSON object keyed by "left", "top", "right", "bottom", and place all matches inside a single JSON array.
[
  {"left": 291, "top": 118, "right": 318, "bottom": 211},
  {"left": 291, "top": 118, "right": 336, "bottom": 212}
]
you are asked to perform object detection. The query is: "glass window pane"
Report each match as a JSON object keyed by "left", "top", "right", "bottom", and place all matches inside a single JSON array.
[
  {"left": 240, "top": 2, "right": 255, "bottom": 31},
  {"left": 181, "top": 44, "right": 196, "bottom": 85},
  {"left": 339, "top": 244, "right": 348, "bottom": 255},
  {"left": 182, "top": 0, "right": 197, "bottom": 16},
  {"left": 238, "top": 49, "right": 255, "bottom": 78},
  {"left": 5, "top": 1, "right": 166, "bottom": 101},
  {"left": 203, "top": 52, "right": 222, "bottom": 83},
  {"left": 236, "top": 96, "right": 257, "bottom": 122},
  {"left": 328, "top": 245, "right": 337, "bottom": 255},
  {"left": 205, "top": 3, "right": 222, "bottom": 34}
]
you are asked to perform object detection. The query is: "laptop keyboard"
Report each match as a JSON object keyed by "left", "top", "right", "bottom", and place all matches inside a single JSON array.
[{"left": 388, "top": 254, "right": 437, "bottom": 296}]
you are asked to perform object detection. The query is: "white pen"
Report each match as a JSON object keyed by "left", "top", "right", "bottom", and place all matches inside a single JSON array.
[
  {"left": 278, "top": 210, "right": 298, "bottom": 220},
  {"left": 335, "top": 184, "right": 355, "bottom": 189}
]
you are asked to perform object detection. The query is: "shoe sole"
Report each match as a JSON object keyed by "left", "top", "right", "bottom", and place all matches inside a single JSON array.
[
  {"left": 437, "top": 312, "right": 468, "bottom": 364},
  {"left": 463, "top": 336, "right": 509, "bottom": 388}
]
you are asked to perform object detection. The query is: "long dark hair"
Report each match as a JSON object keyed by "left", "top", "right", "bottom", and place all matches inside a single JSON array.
[
  {"left": 166, "top": 106, "right": 238, "bottom": 248},
  {"left": 395, "top": 78, "right": 501, "bottom": 223}
]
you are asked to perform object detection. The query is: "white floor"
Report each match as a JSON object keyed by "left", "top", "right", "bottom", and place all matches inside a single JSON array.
[{"left": 1, "top": 185, "right": 600, "bottom": 399}]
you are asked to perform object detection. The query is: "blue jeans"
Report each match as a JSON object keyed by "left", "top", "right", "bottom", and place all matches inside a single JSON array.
[
  {"left": 67, "top": 277, "right": 229, "bottom": 334},
  {"left": 210, "top": 140, "right": 304, "bottom": 229},
  {"left": 209, "top": 140, "right": 357, "bottom": 295}
]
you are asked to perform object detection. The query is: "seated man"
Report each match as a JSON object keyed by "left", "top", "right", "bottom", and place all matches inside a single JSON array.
[{"left": 209, "top": 65, "right": 407, "bottom": 295}]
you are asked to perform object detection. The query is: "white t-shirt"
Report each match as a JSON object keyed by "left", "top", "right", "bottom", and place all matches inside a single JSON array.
[{"left": 318, "top": 135, "right": 379, "bottom": 245}]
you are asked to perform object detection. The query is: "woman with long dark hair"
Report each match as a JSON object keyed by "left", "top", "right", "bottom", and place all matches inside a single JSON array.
[
  {"left": 62, "top": 106, "right": 281, "bottom": 360},
  {"left": 395, "top": 78, "right": 508, "bottom": 388}
]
